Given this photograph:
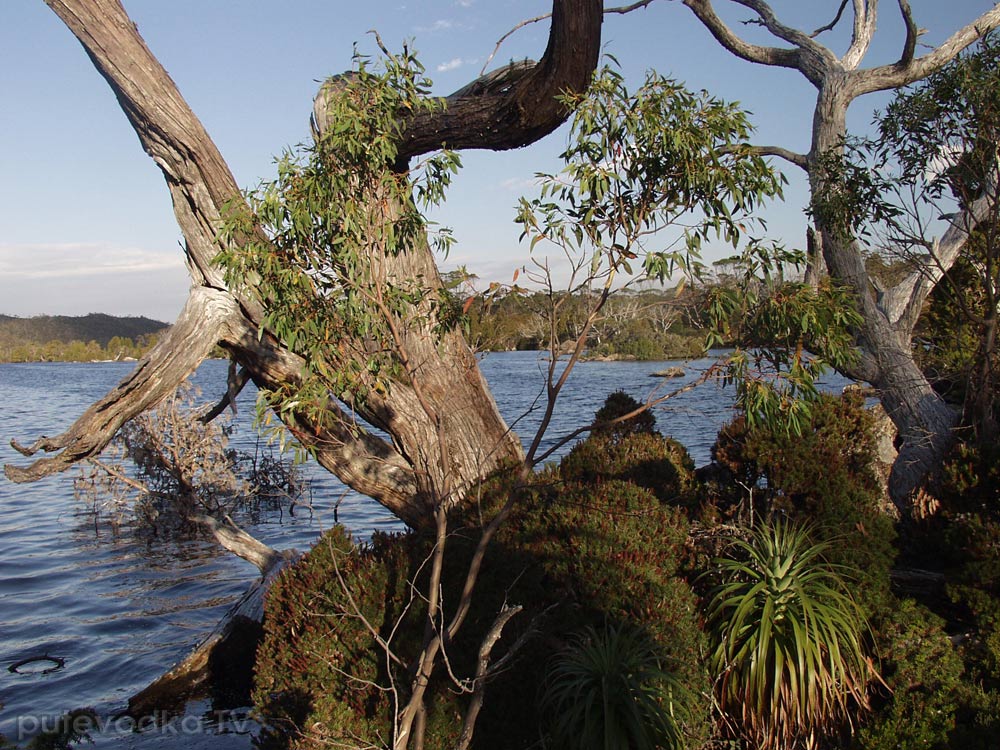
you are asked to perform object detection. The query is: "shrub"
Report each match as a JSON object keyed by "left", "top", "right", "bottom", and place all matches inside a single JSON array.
[
  {"left": 494, "top": 477, "right": 712, "bottom": 747},
  {"left": 936, "top": 440, "right": 1000, "bottom": 516},
  {"left": 593, "top": 389, "right": 657, "bottom": 438},
  {"left": 253, "top": 526, "right": 432, "bottom": 748},
  {"left": 709, "top": 392, "right": 896, "bottom": 617},
  {"left": 705, "top": 518, "right": 874, "bottom": 750},
  {"left": 942, "top": 515, "right": 1000, "bottom": 749},
  {"left": 561, "top": 432, "right": 694, "bottom": 502},
  {"left": 541, "top": 622, "right": 686, "bottom": 750},
  {"left": 855, "top": 599, "right": 963, "bottom": 750},
  {"left": 255, "top": 470, "right": 711, "bottom": 748}
]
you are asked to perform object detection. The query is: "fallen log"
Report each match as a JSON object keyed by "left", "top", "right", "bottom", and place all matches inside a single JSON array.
[{"left": 126, "top": 516, "right": 300, "bottom": 718}]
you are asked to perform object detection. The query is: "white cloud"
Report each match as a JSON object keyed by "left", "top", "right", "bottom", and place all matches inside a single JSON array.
[
  {"left": 0, "top": 242, "right": 184, "bottom": 280},
  {"left": 436, "top": 57, "right": 466, "bottom": 72},
  {"left": 416, "top": 19, "right": 458, "bottom": 33},
  {"left": 499, "top": 176, "right": 545, "bottom": 192},
  {"left": 454, "top": 0, "right": 474, "bottom": 7}
]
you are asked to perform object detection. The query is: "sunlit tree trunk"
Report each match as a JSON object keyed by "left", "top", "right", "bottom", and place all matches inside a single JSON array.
[{"left": 5, "top": 0, "right": 602, "bottom": 528}]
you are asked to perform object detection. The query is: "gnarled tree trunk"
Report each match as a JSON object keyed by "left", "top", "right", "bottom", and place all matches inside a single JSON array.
[
  {"left": 678, "top": 0, "right": 1000, "bottom": 511},
  {"left": 5, "top": 0, "right": 603, "bottom": 529}
]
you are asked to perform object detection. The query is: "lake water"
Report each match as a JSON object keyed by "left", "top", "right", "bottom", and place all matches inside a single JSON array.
[{"left": 0, "top": 352, "right": 843, "bottom": 746}]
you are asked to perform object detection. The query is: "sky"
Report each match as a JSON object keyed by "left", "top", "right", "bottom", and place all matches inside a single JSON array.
[{"left": 1, "top": 0, "right": 997, "bottom": 322}]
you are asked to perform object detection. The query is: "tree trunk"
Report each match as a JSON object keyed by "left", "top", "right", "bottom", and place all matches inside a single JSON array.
[
  {"left": 809, "top": 79, "right": 961, "bottom": 510},
  {"left": 7, "top": 0, "right": 602, "bottom": 529},
  {"left": 127, "top": 550, "right": 298, "bottom": 718},
  {"left": 676, "top": 0, "right": 1000, "bottom": 513}
]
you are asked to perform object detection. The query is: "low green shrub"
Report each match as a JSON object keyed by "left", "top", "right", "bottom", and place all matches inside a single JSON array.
[
  {"left": 593, "top": 389, "right": 657, "bottom": 438},
  {"left": 255, "top": 468, "right": 710, "bottom": 749},
  {"left": 942, "top": 515, "right": 1000, "bottom": 749},
  {"left": 937, "top": 440, "right": 1000, "bottom": 516},
  {"left": 855, "top": 599, "right": 963, "bottom": 750},
  {"left": 541, "top": 622, "right": 686, "bottom": 750},
  {"left": 253, "top": 526, "right": 436, "bottom": 748},
  {"left": 709, "top": 392, "right": 896, "bottom": 617},
  {"left": 561, "top": 432, "right": 695, "bottom": 502}
]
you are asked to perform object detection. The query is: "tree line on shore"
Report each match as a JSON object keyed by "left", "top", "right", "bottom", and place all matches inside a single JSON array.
[{"left": 0, "top": 313, "right": 166, "bottom": 363}]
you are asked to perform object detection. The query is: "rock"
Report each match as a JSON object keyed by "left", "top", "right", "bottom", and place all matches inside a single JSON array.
[{"left": 650, "top": 366, "right": 685, "bottom": 378}]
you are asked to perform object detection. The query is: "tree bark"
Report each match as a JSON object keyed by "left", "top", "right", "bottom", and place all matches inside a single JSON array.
[
  {"left": 6, "top": 0, "right": 603, "bottom": 528},
  {"left": 126, "top": 549, "right": 298, "bottom": 718},
  {"left": 678, "top": 0, "right": 1000, "bottom": 510}
]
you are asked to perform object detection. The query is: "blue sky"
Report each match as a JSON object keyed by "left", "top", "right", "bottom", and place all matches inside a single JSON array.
[{"left": 1, "top": 1, "right": 995, "bottom": 322}]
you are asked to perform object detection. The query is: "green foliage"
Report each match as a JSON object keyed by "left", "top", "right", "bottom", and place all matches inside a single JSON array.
[
  {"left": 856, "top": 599, "right": 964, "bottom": 750},
  {"left": 0, "top": 331, "right": 161, "bottom": 363},
  {"left": 809, "top": 34, "right": 1000, "bottom": 443},
  {"left": 464, "top": 285, "right": 706, "bottom": 357},
  {"left": 217, "top": 46, "right": 461, "bottom": 428},
  {"left": 914, "top": 254, "right": 988, "bottom": 400},
  {"left": 561, "top": 432, "right": 694, "bottom": 503},
  {"left": 593, "top": 389, "right": 657, "bottom": 438},
  {"left": 863, "top": 448, "right": 1000, "bottom": 750},
  {"left": 704, "top": 242, "right": 863, "bottom": 435},
  {"left": 939, "top": 514, "right": 1000, "bottom": 748},
  {"left": 516, "top": 61, "right": 784, "bottom": 296},
  {"left": 541, "top": 622, "right": 685, "bottom": 750},
  {"left": 710, "top": 392, "right": 896, "bottom": 616},
  {"left": 808, "top": 144, "right": 903, "bottom": 242},
  {"left": 706, "top": 518, "right": 874, "bottom": 750},
  {"left": 877, "top": 33, "right": 1000, "bottom": 207},
  {"left": 0, "top": 313, "right": 166, "bottom": 356},
  {"left": 254, "top": 526, "right": 434, "bottom": 748},
  {"left": 937, "top": 440, "right": 1000, "bottom": 514},
  {"left": 503, "top": 476, "right": 712, "bottom": 747},
  {"left": 255, "top": 460, "right": 710, "bottom": 749}
]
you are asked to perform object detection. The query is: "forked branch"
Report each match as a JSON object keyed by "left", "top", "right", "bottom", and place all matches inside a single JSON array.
[{"left": 5, "top": 287, "right": 236, "bottom": 483}]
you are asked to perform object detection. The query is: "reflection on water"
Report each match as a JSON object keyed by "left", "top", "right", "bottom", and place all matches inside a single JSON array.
[{"left": 0, "top": 353, "right": 849, "bottom": 746}]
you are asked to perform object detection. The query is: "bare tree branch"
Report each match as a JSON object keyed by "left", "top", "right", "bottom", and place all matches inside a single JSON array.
[
  {"left": 843, "top": 0, "right": 878, "bottom": 70},
  {"left": 6, "top": 287, "right": 236, "bottom": 482},
  {"left": 895, "top": 0, "right": 919, "bottom": 69},
  {"left": 680, "top": 0, "right": 806, "bottom": 76},
  {"left": 722, "top": 143, "right": 809, "bottom": 170},
  {"left": 730, "top": 0, "right": 825, "bottom": 50},
  {"left": 811, "top": 0, "right": 851, "bottom": 37},
  {"left": 857, "top": 5, "right": 1000, "bottom": 95},
  {"left": 885, "top": 180, "right": 997, "bottom": 335},
  {"left": 390, "top": 0, "right": 604, "bottom": 159},
  {"left": 454, "top": 604, "right": 524, "bottom": 750},
  {"left": 480, "top": 0, "right": 660, "bottom": 75},
  {"left": 197, "top": 361, "right": 250, "bottom": 423},
  {"left": 193, "top": 513, "right": 284, "bottom": 574}
]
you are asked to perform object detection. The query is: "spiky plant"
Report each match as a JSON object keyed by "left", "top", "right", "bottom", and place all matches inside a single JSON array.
[
  {"left": 706, "top": 518, "right": 873, "bottom": 749},
  {"left": 541, "top": 622, "right": 686, "bottom": 750}
]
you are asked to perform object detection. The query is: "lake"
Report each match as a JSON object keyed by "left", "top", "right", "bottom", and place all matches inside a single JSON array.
[{"left": 0, "top": 352, "right": 842, "bottom": 746}]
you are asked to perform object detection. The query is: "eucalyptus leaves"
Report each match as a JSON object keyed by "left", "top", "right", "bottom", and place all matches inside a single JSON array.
[{"left": 216, "top": 46, "right": 461, "bottom": 429}]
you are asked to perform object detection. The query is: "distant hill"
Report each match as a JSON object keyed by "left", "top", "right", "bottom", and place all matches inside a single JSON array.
[{"left": 0, "top": 313, "right": 168, "bottom": 347}]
